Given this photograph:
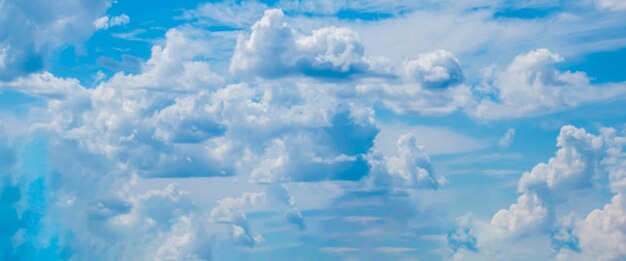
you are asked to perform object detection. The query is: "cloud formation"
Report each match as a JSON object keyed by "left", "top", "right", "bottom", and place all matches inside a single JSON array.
[
  {"left": 94, "top": 14, "right": 130, "bottom": 30},
  {"left": 231, "top": 9, "right": 389, "bottom": 79},
  {"left": 0, "top": 0, "right": 111, "bottom": 79},
  {"left": 451, "top": 125, "right": 626, "bottom": 260}
]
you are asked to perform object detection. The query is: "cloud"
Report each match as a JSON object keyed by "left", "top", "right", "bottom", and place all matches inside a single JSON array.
[
  {"left": 266, "top": 185, "right": 306, "bottom": 230},
  {"left": 210, "top": 192, "right": 266, "bottom": 248},
  {"left": 374, "top": 123, "right": 487, "bottom": 156},
  {"left": 0, "top": 0, "right": 111, "bottom": 79},
  {"left": 275, "top": 0, "right": 418, "bottom": 17},
  {"left": 105, "top": 28, "right": 223, "bottom": 90},
  {"left": 491, "top": 126, "right": 604, "bottom": 240},
  {"left": 450, "top": 125, "right": 626, "bottom": 260},
  {"left": 573, "top": 127, "right": 626, "bottom": 260},
  {"left": 0, "top": 46, "right": 7, "bottom": 69},
  {"left": 319, "top": 247, "right": 359, "bottom": 254},
  {"left": 469, "top": 49, "right": 626, "bottom": 119},
  {"left": 182, "top": 1, "right": 267, "bottom": 28},
  {"left": 94, "top": 14, "right": 130, "bottom": 30},
  {"left": 498, "top": 128, "right": 516, "bottom": 147},
  {"left": 356, "top": 80, "right": 473, "bottom": 115},
  {"left": 14, "top": 3, "right": 626, "bottom": 260},
  {"left": 374, "top": 247, "right": 416, "bottom": 254},
  {"left": 403, "top": 49, "right": 464, "bottom": 88},
  {"left": 0, "top": 72, "right": 86, "bottom": 97},
  {"left": 595, "top": 0, "right": 626, "bottom": 11},
  {"left": 230, "top": 9, "right": 390, "bottom": 79},
  {"left": 368, "top": 133, "right": 446, "bottom": 190},
  {"left": 352, "top": 49, "right": 472, "bottom": 116},
  {"left": 0, "top": 133, "right": 214, "bottom": 260}
]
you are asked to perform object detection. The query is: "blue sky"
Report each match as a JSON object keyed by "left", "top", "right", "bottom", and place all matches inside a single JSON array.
[{"left": 2, "top": 0, "right": 626, "bottom": 260}]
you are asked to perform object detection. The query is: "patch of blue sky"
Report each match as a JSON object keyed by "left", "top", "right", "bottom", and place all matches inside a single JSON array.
[
  {"left": 562, "top": 47, "right": 626, "bottom": 83},
  {"left": 493, "top": 6, "right": 561, "bottom": 19},
  {"left": 47, "top": 0, "right": 215, "bottom": 86}
]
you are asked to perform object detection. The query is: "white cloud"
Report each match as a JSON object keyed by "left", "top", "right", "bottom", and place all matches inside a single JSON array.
[
  {"left": 577, "top": 194, "right": 626, "bottom": 260},
  {"left": 490, "top": 193, "right": 549, "bottom": 236},
  {"left": 356, "top": 81, "right": 473, "bottom": 116},
  {"left": 351, "top": 49, "right": 472, "bottom": 116},
  {"left": 105, "top": 28, "right": 223, "bottom": 90},
  {"left": 403, "top": 49, "right": 464, "bottom": 88},
  {"left": 374, "top": 123, "right": 487, "bottom": 156},
  {"left": 595, "top": 0, "right": 626, "bottom": 11},
  {"left": 572, "top": 127, "right": 626, "bottom": 260},
  {"left": 276, "top": 0, "right": 421, "bottom": 16},
  {"left": 0, "top": 71, "right": 86, "bottom": 97},
  {"left": 374, "top": 247, "right": 416, "bottom": 254},
  {"left": 0, "top": 46, "right": 7, "bottom": 69},
  {"left": 230, "top": 9, "right": 389, "bottom": 79},
  {"left": 0, "top": 0, "right": 111, "bottom": 79},
  {"left": 183, "top": 1, "right": 267, "bottom": 28},
  {"left": 450, "top": 125, "right": 626, "bottom": 260},
  {"left": 470, "top": 49, "right": 626, "bottom": 119},
  {"left": 518, "top": 125, "right": 604, "bottom": 194},
  {"left": 94, "top": 14, "right": 130, "bottom": 30},
  {"left": 498, "top": 128, "right": 516, "bottom": 147},
  {"left": 210, "top": 192, "right": 266, "bottom": 247},
  {"left": 319, "top": 247, "right": 359, "bottom": 254},
  {"left": 368, "top": 133, "right": 446, "bottom": 190}
]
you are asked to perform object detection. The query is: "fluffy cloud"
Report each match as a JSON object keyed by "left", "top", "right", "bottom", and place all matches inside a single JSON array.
[
  {"left": 0, "top": 0, "right": 111, "bottom": 79},
  {"left": 0, "top": 21, "right": 397, "bottom": 261},
  {"left": 230, "top": 9, "right": 389, "bottom": 79},
  {"left": 353, "top": 49, "right": 471, "bottom": 115},
  {"left": 106, "top": 28, "right": 223, "bottom": 90},
  {"left": 577, "top": 194, "right": 626, "bottom": 260},
  {"left": 403, "top": 49, "right": 464, "bottom": 88},
  {"left": 367, "top": 133, "right": 446, "bottom": 190},
  {"left": 210, "top": 192, "right": 266, "bottom": 247},
  {"left": 450, "top": 125, "right": 626, "bottom": 260},
  {"left": 0, "top": 132, "right": 214, "bottom": 260},
  {"left": 94, "top": 14, "right": 130, "bottom": 30},
  {"left": 517, "top": 125, "right": 604, "bottom": 194},
  {"left": 469, "top": 49, "right": 626, "bottom": 119},
  {"left": 572, "top": 127, "right": 626, "bottom": 260}
]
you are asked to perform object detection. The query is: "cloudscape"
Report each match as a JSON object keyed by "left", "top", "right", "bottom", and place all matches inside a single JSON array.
[{"left": 2, "top": 1, "right": 626, "bottom": 260}]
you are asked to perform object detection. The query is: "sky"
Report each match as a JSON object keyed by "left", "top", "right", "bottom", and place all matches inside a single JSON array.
[{"left": 1, "top": 0, "right": 626, "bottom": 260}]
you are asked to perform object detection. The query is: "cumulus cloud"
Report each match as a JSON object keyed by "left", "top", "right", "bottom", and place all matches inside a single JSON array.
[
  {"left": 469, "top": 49, "right": 626, "bottom": 119},
  {"left": 0, "top": 130, "right": 214, "bottom": 260},
  {"left": 368, "top": 133, "right": 446, "bottom": 190},
  {"left": 354, "top": 49, "right": 471, "bottom": 115},
  {"left": 0, "top": 46, "right": 444, "bottom": 261},
  {"left": 230, "top": 9, "right": 389, "bottom": 79},
  {"left": 577, "top": 194, "right": 626, "bottom": 260},
  {"left": 450, "top": 125, "right": 626, "bottom": 260},
  {"left": 105, "top": 28, "right": 223, "bottom": 90},
  {"left": 210, "top": 192, "right": 266, "bottom": 247},
  {"left": 0, "top": 0, "right": 111, "bottom": 79},
  {"left": 403, "top": 49, "right": 464, "bottom": 88},
  {"left": 572, "top": 127, "right": 626, "bottom": 260},
  {"left": 94, "top": 14, "right": 130, "bottom": 30}
]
